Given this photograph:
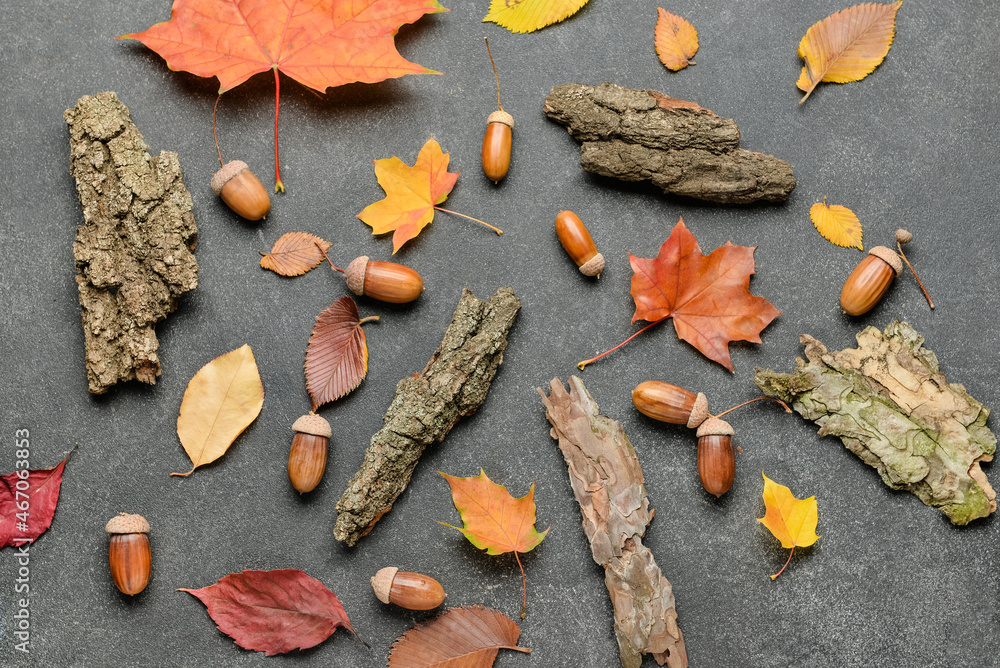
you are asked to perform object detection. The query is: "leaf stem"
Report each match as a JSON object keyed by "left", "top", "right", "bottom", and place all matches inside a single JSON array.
[
  {"left": 484, "top": 36, "right": 503, "bottom": 112},
  {"left": 514, "top": 551, "right": 527, "bottom": 619},
  {"left": 770, "top": 546, "right": 795, "bottom": 580},
  {"left": 433, "top": 206, "right": 503, "bottom": 235},
  {"left": 273, "top": 68, "right": 284, "bottom": 193},
  {"left": 576, "top": 320, "right": 664, "bottom": 370},
  {"left": 358, "top": 316, "right": 380, "bottom": 326},
  {"left": 316, "top": 241, "right": 345, "bottom": 273},
  {"left": 897, "top": 242, "right": 934, "bottom": 309},
  {"left": 712, "top": 397, "right": 792, "bottom": 419},
  {"left": 212, "top": 95, "right": 224, "bottom": 168}
]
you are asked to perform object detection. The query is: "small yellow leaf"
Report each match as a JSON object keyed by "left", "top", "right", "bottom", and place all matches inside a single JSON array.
[
  {"left": 483, "top": 0, "right": 590, "bottom": 34},
  {"left": 654, "top": 8, "right": 698, "bottom": 72},
  {"left": 757, "top": 473, "right": 819, "bottom": 580},
  {"left": 173, "top": 344, "right": 264, "bottom": 477},
  {"left": 810, "top": 200, "right": 863, "bottom": 249}
]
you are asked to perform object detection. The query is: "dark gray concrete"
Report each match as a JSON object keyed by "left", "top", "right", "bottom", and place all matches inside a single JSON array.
[{"left": 2, "top": 1, "right": 998, "bottom": 666}]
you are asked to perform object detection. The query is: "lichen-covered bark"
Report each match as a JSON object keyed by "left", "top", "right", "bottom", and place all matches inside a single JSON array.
[
  {"left": 334, "top": 287, "right": 520, "bottom": 546},
  {"left": 539, "top": 377, "right": 687, "bottom": 668},
  {"left": 754, "top": 321, "right": 996, "bottom": 525},
  {"left": 544, "top": 82, "right": 796, "bottom": 204},
  {"left": 65, "top": 92, "right": 198, "bottom": 394}
]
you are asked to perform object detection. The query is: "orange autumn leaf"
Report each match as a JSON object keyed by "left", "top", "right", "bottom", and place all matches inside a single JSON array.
[
  {"left": 757, "top": 472, "right": 820, "bottom": 580},
  {"left": 260, "top": 232, "right": 332, "bottom": 276},
  {"left": 810, "top": 200, "right": 863, "bottom": 249},
  {"left": 121, "top": 0, "right": 448, "bottom": 190},
  {"left": 797, "top": 2, "right": 903, "bottom": 103},
  {"left": 655, "top": 8, "right": 698, "bottom": 71},
  {"left": 304, "top": 297, "right": 378, "bottom": 410}
]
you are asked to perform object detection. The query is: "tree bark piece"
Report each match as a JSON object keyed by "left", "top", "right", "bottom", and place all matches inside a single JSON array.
[
  {"left": 334, "top": 287, "right": 521, "bottom": 546},
  {"left": 544, "top": 82, "right": 796, "bottom": 204},
  {"left": 539, "top": 376, "right": 687, "bottom": 668},
  {"left": 754, "top": 321, "right": 996, "bottom": 525},
  {"left": 65, "top": 92, "right": 198, "bottom": 394}
]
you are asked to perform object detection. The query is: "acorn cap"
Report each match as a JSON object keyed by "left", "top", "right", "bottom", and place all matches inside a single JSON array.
[
  {"left": 292, "top": 413, "right": 332, "bottom": 438},
  {"left": 868, "top": 246, "right": 902, "bottom": 276},
  {"left": 345, "top": 256, "right": 369, "bottom": 296},
  {"left": 487, "top": 110, "right": 514, "bottom": 129},
  {"left": 210, "top": 160, "right": 249, "bottom": 196},
  {"left": 371, "top": 566, "right": 398, "bottom": 604},
  {"left": 687, "top": 393, "right": 710, "bottom": 429},
  {"left": 578, "top": 252, "right": 605, "bottom": 277},
  {"left": 696, "top": 418, "right": 734, "bottom": 438},
  {"left": 105, "top": 513, "right": 150, "bottom": 534},
  {"left": 895, "top": 228, "right": 913, "bottom": 244}
]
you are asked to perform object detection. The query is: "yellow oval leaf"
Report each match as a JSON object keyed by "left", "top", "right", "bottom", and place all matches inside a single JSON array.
[
  {"left": 173, "top": 344, "right": 264, "bottom": 477},
  {"left": 757, "top": 472, "right": 819, "bottom": 550},
  {"left": 797, "top": 1, "right": 902, "bottom": 103},
  {"left": 655, "top": 8, "right": 698, "bottom": 72},
  {"left": 483, "top": 0, "right": 590, "bottom": 34},
  {"left": 810, "top": 200, "right": 863, "bottom": 249}
]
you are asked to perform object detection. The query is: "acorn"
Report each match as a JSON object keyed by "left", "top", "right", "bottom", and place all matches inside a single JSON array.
[
  {"left": 288, "top": 413, "right": 331, "bottom": 494},
  {"left": 632, "top": 380, "right": 709, "bottom": 429},
  {"left": 839, "top": 246, "right": 902, "bottom": 316},
  {"left": 344, "top": 256, "right": 423, "bottom": 304},
  {"left": 211, "top": 160, "right": 271, "bottom": 221},
  {"left": 371, "top": 567, "right": 446, "bottom": 611},
  {"left": 555, "top": 211, "right": 605, "bottom": 277},
  {"left": 696, "top": 418, "right": 735, "bottom": 498},
  {"left": 106, "top": 513, "right": 151, "bottom": 596},
  {"left": 481, "top": 38, "right": 512, "bottom": 184}
]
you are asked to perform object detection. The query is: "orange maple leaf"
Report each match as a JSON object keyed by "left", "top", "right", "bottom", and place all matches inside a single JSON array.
[
  {"left": 439, "top": 469, "right": 548, "bottom": 617},
  {"left": 121, "top": 0, "right": 448, "bottom": 190},
  {"left": 358, "top": 138, "right": 501, "bottom": 253}
]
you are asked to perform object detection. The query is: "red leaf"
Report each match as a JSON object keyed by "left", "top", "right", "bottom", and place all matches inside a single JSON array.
[
  {"left": 179, "top": 569, "right": 358, "bottom": 656},
  {"left": 304, "top": 296, "right": 376, "bottom": 410},
  {"left": 0, "top": 454, "right": 71, "bottom": 548},
  {"left": 260, "top": 232, "right": 332, "bottom": 276},
  {"left": 388, "top": 605, "right": 530, "bottom": 667}
]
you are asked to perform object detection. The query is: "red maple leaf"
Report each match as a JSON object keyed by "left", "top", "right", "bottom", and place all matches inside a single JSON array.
[{"left": 121, "top": 0, "right": 448, "bottom": 190}]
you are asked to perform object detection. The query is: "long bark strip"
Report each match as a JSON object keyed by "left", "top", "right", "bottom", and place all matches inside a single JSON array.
[
  {"left": 334, "top": 287, "right": 521, "bottom": 546},
  {"left": 544, "top": 82, "right": 796, "bottom": 204},
  {"left": 539, "top": 377, "right": 687, "bottom": 668}
]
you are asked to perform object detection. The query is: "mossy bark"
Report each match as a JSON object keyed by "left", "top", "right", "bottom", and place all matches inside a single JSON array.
[{"left": 755, "top": 321, "right": 996, "bottom": 525}]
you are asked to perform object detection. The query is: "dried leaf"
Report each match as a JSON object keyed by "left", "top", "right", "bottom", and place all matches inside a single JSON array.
[
  {"left": 121, "top": 0, "right": 448, "bottom": 189},
  {"left": 388, "top": 605, "right": 529, "bottom": 667},
  {"left": 655, "top": 8, "right": 698, "bottom": 71},
  {"left": 357, "top": 138, "right": 459, "bottom": 253},
  {"left": 304, "top": 297, "right": 376, "bottom": 410},
  {"left": 173, "top": 344, "right": 264, "bottom": 477},
  {"left": 797, "top": 2, "right": 903, "bottom": 103},
  {"left": 0, "top": 454, "right": 71, "bottom": 549},
  {"left": 180, "top": 569, "right": 357, "bottom": 656},
  {"left": 260, "top": 232, "right": 332, "bottom": 276},
  {"left": 757, "top": 472, "right": 819, "bottom": 580},
  {"left": 484, "top": 0, "right": 590, "bottom": 34},
  {"left": 810, "top": 200, "right": 863, "bottom": 249}
]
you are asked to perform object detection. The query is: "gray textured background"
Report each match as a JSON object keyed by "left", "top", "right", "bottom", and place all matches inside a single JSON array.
[{"left": 2, "top": 0, "right": 999, "bottom": 666}]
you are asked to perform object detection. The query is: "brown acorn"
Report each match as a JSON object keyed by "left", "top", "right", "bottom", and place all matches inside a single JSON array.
[
  {"left": 632, "top": 380, "right": 709, "bottom": 428},
  {"left": 371, "top": 567, "right": 446, "bottom": 611},
  {"left": 211, "top": 160, "right": 271, "bottom": 221},
  {"left": 288, "top": 413, "right": 331, "bottom": 494},
  {"left": 696, "top": 418, "right": 735, "bottom": 498},
  {"left": 839, "top": 246, "right": 902, "bottom": 316},
  {"left": 555, "top": 211, "right": 605, "bottom": 277},
  {"left": 481, "top": 38, "right": 512, "bottom": 184},
  {"left": 106, "top": 513, "right": 151, "bottom": 596},
  {"left": 344, "top": 256, "right": 423, "bottom": 304}
]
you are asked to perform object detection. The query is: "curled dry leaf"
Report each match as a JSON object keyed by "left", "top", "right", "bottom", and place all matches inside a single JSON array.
[
  {"left": 179, "top": 569, "right": 358, "bottom": 656},
  {"left": 304, "top": 297, "right": 377, "bottom": 410},
  {"left": 0, "top": 454, "right": 72, "bottom": 549},
  {"left": 797, "top": 1, "right": 903, "bottom": 103},
  {"left": 757, "top": 473, "right": 820, "bottom": 580},
  {"left": 810, "top": 199, "right": 863, "bottom": 249},
  {"left": 655, "top": 8, "right": 698, "bottom": 71},
  {"left": 173, "top": 344, "right": 264, "bottom": 477},
  {"left": 260, "top": 232, "right": 332, "bottom": 276},
  {"left": 388, "top": 605, "right": 530, "bottom": 667},
  {"left": 484, "top": 0, "right": 590, "bottom": 34}
]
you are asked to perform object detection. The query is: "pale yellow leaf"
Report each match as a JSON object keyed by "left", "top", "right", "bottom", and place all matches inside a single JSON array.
[
  {"left": 483, "top": 0, "right": 590, "bottom": 34},
  {"left": 173, "top": 344, "right": 264, "bottom": 476},
  {"left": 810, "top": 200, "right": 863, "bottom": 249}
]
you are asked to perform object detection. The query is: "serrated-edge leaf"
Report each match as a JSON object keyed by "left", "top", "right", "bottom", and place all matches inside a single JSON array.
[
  {"left": 810, "top": 201, "right": 863, "bottom": 249},
  {"left": 654, "top": 7, "right": 699, "bottom": 71},
  {"left": 304, "top": 297, "right": 370, "bottom": 410},
  {"left": 388, "top": 605, "right": 527, "bottom": 667},
  {"left": 260, "top": 232, "right": 332, "bottom": 276},
  {"left": 484, "top": 0, "right": 590, "bottom": 34}
]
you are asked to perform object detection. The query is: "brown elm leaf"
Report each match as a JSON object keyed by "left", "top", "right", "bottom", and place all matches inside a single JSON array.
[
  {"left": 304, "top": 296, "right": 378, "bottom": 410},
  {"left": 260, "top": 232, "right": 332, "bottom": 276},
  {"left": 0, "top": 453, "right": 72, "bottom": 549},
  {"left": 388, "top": 605, "right": 530, "bottom": 667}
]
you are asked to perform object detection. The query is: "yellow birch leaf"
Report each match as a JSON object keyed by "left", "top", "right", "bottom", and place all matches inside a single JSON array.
[
  {"left": 797, "top": 1, "right": 903, "bottom": 103},
  {"left": 173, "top": 344, "right": 264, "bottom": 477},
  {"left": 654, "top": 8, "right": 698, "bottom": 72},
  {"left": 810, "top": 199, "right": 863, "bottom": 249},
  {"left": 483, "top": 0, "right": 590, "bottom": 34},
  {"left": 757, "top": 472, "right": 819, "bottom": 580}
]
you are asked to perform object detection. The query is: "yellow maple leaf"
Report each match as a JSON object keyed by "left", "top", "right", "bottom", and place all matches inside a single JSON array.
[
  {"left": 810, "top": 199, "right": 863, "bottom": 249},
  {"left": 797, "top": 1, "right": 903, "bottom": 103},
  {"left": 483, "top": 0, "right": 590, "bottom": 34},
  {"left": 654, "top": 8, "right": 698, "bottom": 72},
  {"left": 757, "top": 472, "right": 819, "bottom": 580}
]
